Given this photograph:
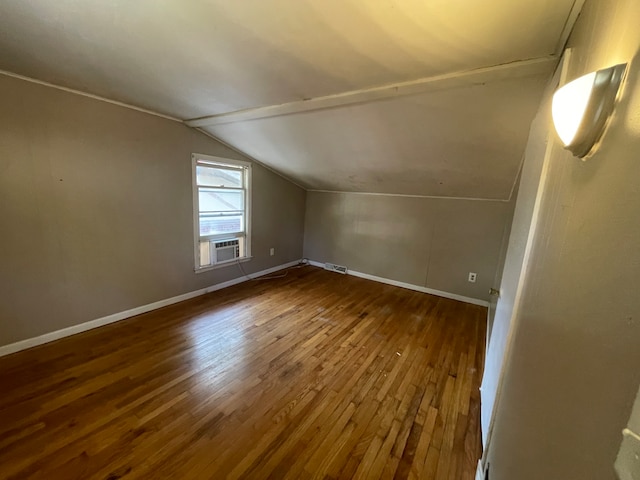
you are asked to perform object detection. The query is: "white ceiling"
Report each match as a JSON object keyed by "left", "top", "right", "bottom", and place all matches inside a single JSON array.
[
  {"left": 0, "top": 0, "right": 581, "bottom": 199},
  {"left": 204, "top": 75, "right": 547, "bottom": 199}
]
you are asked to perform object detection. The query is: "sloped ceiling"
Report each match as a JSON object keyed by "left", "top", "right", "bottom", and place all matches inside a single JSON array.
[{"left": 0, "top": 0, "right": 581, "bottom": 199}]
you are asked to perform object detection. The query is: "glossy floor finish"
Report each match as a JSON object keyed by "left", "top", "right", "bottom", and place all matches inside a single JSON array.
[{"left": 0, "top": 266, "right": 486, "bottom": 480}]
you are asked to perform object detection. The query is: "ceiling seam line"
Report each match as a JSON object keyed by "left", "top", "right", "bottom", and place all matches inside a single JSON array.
[
  {"left": 0, "top": 70, "right": 307, "bottom": 192},
  {"left": 553, "top": 0, "right": 587, "bottom": 56},
  {"left": 0, "top": 69, "right": 182, "bottom": 123},
  {"left": 185, "top": 55, "right": 558, "bottom": 128},
  {"left": 307, "top": 190, "right": 510, "bottom": 202},
  {"left": 194, "top": 128, "right": 309, "bottom": 191}
]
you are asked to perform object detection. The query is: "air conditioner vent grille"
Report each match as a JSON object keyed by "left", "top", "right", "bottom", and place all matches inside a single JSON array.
[
  {"left": 214, "top": 239, "right": 239, "bottom": 248},
  {"left": 214, "top": 238, "right": 240, "bottom": 263}
]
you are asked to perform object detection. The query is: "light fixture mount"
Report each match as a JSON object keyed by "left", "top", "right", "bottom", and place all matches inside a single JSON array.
[{"left": 552, "top": 63, "right": 627, "bottom": 158}]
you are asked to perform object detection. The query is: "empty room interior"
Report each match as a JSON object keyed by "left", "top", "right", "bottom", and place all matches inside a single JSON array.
[{"left": 1, "top": 1, "right": 639, "bottom": 479}]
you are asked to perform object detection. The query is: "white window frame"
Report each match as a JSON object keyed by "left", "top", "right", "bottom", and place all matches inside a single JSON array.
[{"left": 192, "top": 153, "right": 252, "bottom": 272}]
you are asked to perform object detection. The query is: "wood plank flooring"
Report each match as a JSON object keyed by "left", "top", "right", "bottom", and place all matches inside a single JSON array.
[{"left": 0, "top": 266, "right": 486, "bottom": 479}]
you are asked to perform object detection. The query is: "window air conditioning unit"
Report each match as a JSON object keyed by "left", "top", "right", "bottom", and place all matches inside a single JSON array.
[{"left": 214, "top": 239, "right": 240, "bottom": 263}]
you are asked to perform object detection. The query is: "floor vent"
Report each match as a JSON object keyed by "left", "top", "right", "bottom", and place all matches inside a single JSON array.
[{"left": 324, "top": 263, "right": 347, "bottom": 274}]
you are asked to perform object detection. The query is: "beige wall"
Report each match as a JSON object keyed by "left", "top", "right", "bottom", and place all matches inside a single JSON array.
[
  {"left": 487, "top": 168, "right": 520, "bottom": 339},
  {"left": 0, "top": 75, "right": 305, "bottom": 347},
  {"left": 480, "top": 66, "right": 561, "bottom": 446},
  {"left": 487, "top": 0, "right": 640, "bottom": 478},
  {"left": 303, "top": 191, "right": 511, "bottom": 301}
]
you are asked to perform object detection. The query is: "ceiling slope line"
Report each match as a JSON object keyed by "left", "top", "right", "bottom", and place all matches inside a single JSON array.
[
  {"left": 194, "top": 128, "right": 309, "bottom": 191},
  {"left": 0, "top": 69, "right": 307, "bottom": 191},
  {"left": 307, "top": 189, "right": 511, "bottom": 202},
  {"left": 185, "top": 56, "right": 557, "bottom": 128},
  {"left": 554, "top": 0, "right": 587, "bottom": 56},
  {"left": 0, "top": 69, "right": 182, "bottom": 123}
]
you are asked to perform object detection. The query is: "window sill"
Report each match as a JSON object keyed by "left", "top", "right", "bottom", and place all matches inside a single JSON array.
[{"left": 194, "top": 256, "right": 252, "bottom": 274}]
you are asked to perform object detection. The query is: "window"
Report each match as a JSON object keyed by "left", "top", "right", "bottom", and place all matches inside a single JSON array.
[{"left": 192, "top": 153, "right": 251, "bottom": 271}]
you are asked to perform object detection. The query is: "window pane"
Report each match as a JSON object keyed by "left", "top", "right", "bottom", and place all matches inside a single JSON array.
[
  {"left": 196, "top": 165, "right": 242, "bottom": 188},
  {"left": 199, "top": 240, "right": 211, "bottom": 267},
  {"left": 199, "top": 214, "right": 244, "bottom": 236},
  {"left": 198, "top": 188, "right": 243, "bottom": 212}
]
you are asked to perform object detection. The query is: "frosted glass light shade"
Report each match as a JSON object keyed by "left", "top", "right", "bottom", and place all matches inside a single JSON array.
[
  {"left": 551, "top": 63, "right": 627, "bottom": 158},
  {"left": 552, "top": 72, "right": 596, "bottom": 145}
]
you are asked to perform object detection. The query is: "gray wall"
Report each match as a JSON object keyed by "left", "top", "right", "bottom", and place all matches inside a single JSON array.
[
  {"left": 303, "top": 191, "right": 512, "bottom": 301},
  {"left": 487, "top": 0, "right": 640, "bottom": 478},
  {"left": 0, "top": 75, "right": 305, "bottom": 347}
]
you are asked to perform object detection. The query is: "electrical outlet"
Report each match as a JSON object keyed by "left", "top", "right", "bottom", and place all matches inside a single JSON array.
[
  {"left": 269, "top": 247, "right": 275, "bottom": 256},
  {"left": 468, "top": 272, "right": 477, "bottom": 283}
]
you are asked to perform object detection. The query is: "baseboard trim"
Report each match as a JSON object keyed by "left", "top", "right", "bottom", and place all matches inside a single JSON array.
[
  {"left": 307, "top": 260, "right": 489, "bottom": 307},
  {"left": 0, "top": 260, "right": 301, "bottom": 358}
]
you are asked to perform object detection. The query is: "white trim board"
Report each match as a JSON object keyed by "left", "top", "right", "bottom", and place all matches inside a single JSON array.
[
  {"left": 186, "top": 56, "right": 555, "bottom": 127},
  {"left": 307, "top": 260, "right": 489, "bottom": 307},
  {"left": 0, "top": 260, "right": 301, "bottom": 358}
]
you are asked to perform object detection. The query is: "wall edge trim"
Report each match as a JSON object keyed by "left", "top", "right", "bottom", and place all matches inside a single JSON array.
[
  {"left": 0, "top": 260, "right": 301, "bottom": 358},
  {"left": 307, "top": 260, "right": 489, "bottom": 307},
  {"left": 0, "top": 69, "right": 182, "bottom": 122}
]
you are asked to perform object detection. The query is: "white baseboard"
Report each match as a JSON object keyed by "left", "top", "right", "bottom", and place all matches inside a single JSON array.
[
  {"left": 0, "top": 260, "right": 301, "bottom": 358},
  {"left": 476, "top": 460, "right": 485, "bottom": 480},
  {"left": 307, "top": 260, "right": 489, "bottom": 307}
]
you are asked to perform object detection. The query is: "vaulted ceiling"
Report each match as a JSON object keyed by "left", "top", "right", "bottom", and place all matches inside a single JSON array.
[{"left": 0, "top": 0, "right": 583, "bottom": 199}]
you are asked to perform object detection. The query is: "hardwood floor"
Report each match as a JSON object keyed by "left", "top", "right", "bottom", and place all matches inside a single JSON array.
[{"left": 0, "top": 266, "right": 486, "bottom": 480}]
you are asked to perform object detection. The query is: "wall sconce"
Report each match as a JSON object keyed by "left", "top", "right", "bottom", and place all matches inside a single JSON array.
[{"left": 551, "top": 63, "right": 627, "bottom": 158}]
